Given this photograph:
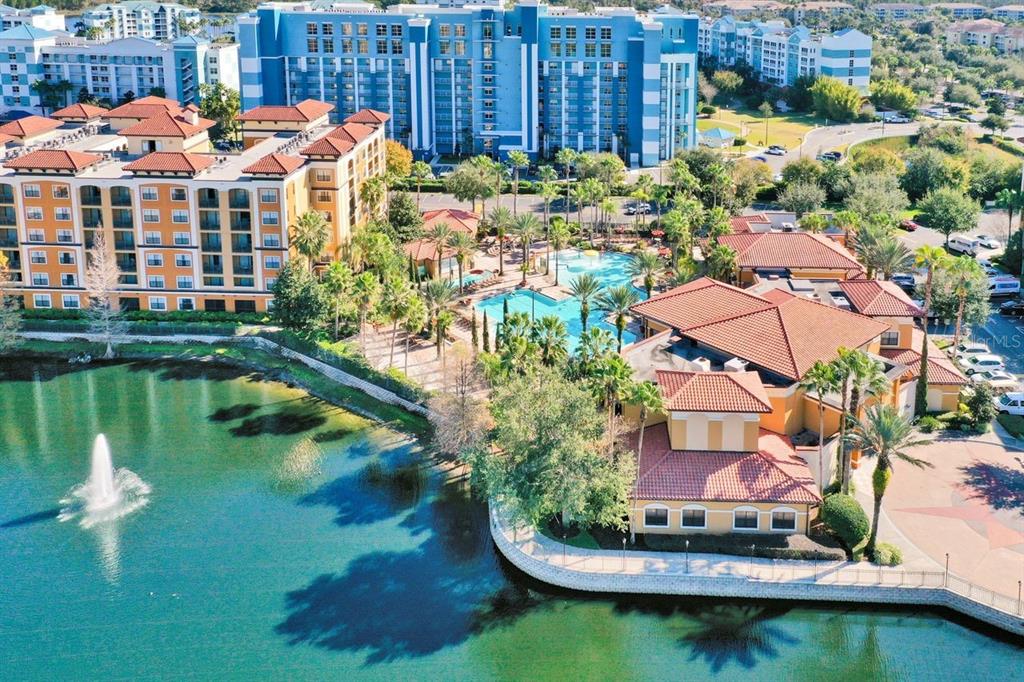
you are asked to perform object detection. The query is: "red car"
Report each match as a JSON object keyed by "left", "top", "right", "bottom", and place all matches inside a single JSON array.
[{"left": 899, "top": 219, "right": 920, "bottom": 232}]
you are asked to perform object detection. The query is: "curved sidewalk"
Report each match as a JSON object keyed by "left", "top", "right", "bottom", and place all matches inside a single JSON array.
[{"left": 489, "top": 506, "right": 1024, "bottom": 637}]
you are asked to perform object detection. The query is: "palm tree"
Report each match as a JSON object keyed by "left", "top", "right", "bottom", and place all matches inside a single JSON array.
[
  {"left": 512, "top": 213, "right": 541, "bottom": 285},
  {"left": 435, "top": 310, "right": 455, "bottom": 364},
  {"left": 669, "top": 256, "right": 698, "bottom": 286},
  {"left": 555, "top": 147, "right": 577, "bottom": 226},
  {"left": 845, "top": 405, "right": 931, "bottom": 558},
  {"left": 290, "top": 210, "right": 329, "bottom": 271},
  {"left": 539, "top": 181, "right": 560, "bottom": 273},
  {"left": 401, "top": 295, "right": 428, "bottom": 374},
  {"left": 853, "top": 221, "right": 891, "bottom": 279},
  {"left": 869, "top": 236, "right": 913, "bottom": 281},
  {"left": 381, "top": 275, "right": 413, "bottom": 366},
  {"left": 651, "top": 185, "right": 671, "bottom": 220},
  {"left": 320, "top": 260, "right": 353, "bottom": 340},
  {"left": 590, "top": 355, "right": 635, "bottom": 453},
  {"left": 597, "top": 285, "right": 640, "bottom": 352},
  {"left": 668, "top": 157, "right": 698, "bottom": 196},
  {"left": 352, "top": 272, "right": 380, "bottom": 354},
  {"left": 570, "top": 273, "right": 603, "bottom": 332},
  {"left": 838, "top": 350, "right": 889, "bottom": 494},
  {"left": 359, "top": 176, "right": 386, "bottom": 219},
  {"left": 832, "top": 210, "right": 862, "bottom": 240},
  {"left": 949, "top": 256, "right": 984, "bottom": 351},
  {"left": 421, "top": 279, "right": 458, "bottom": 357},
  {"left": 571, "top": 183, "right": 589, "bottom": 241},
  {"left": 531, "top": 315, "right": 569, "bottom": 367},
  {"left": 599, "top": 196, "right": 617, "bottom": 241},
  {"left": 629, "top": 250, "right": 662, "bottom": 298},
  {"left": 507, "top": 150, "right": 529, "bottom": 215},
  {"left": 410, "top": 160, "right": 433, "bottom": 210},
  {"left": 913, "top": 245, "right": 950, "bottom": 416},
  {"left": 489, "top": 205, "right": 513, "bottom": 277},
  {"left": 995, "top": 188, "right": 1022, "bottom": 244},
  {"left": 705, "top": 244, "right": 738, "bottom": 284},
  {"left": 801, "top": 361, "right": 838, "bottom": 492},
  {"left": 447, "top": 231, "right": 476, "bottom": 293},
  {"left": 549, "top": 220, "right": 571, "bottom": 286},
  {"left": 626, "top": 379, "right": 663, "bottom": 471},
  {"left": 426, "top": 222, "right": 453, "bottom": 279},
  {"left": 799, "top": 213, "right": 828, "bottom": 234}
]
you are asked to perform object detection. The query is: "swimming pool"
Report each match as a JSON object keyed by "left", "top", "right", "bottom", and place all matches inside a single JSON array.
[
  {"left": 476, "top": 250, "right": 640, "bottom": 351},
  {"left": 460, "top": 269, "right": 494, "bottom": 287}
]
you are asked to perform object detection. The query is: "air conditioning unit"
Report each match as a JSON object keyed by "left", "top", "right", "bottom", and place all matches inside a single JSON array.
[
  {"left": 690, "top": 357, "right": 711, "bottom": 372},
  {"left": 724, "top": 357, "right": 748, "bottom": 373}
]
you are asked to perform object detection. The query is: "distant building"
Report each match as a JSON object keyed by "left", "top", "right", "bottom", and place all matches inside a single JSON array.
[
  {"left": 703, "top": 0, "right": 786, "bottom": 18},
  {"left": 788, "top": 1, "right": 854, "bottom": 24},
  {"left": 698, "top": 17, "right": 872, "bottom": 92},
  {"left": 869, "top": 3, "right": 927, "bottom": 21},
  {"left": 931, "top": 3, "right": 989, "bottom": 19},
  {"left": 79, "top": 2, "right": 201, "bottom": 41},
  {"left": 945, "top": 18, "right": 1024, "bottom": 53},
  {"left": 993, "top": 4, "right": 1024, "bottom": 21},
  {"left": 0, "top": 5, "right": 66, "bottom": 32}
]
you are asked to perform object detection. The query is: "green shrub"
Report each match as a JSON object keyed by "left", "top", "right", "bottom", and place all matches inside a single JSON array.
[
  {"left": 872, "top": 542, "right": 903, "bottom": 566},
  {"left": 701, "top": 104, "right": 718, "bottom": 115},
  {"left": 733, "top": 137, "right": 746, "bottom": 146},
  {"left": 918, "top": 415, "right": 941, "bottom": 433},
  {"left": 821, "top": 493, "right": 869, "bottom": 549}
]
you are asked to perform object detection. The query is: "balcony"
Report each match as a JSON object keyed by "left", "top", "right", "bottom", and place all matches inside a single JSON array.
[
  {"left": 197, "top": 190, "right": 219, "bottom": 209},
  {"left": 231, "top": 234, "right": 252, "bottom": 253},
  {"left": 80, "top": 187, "right": 102, "bottom": 207},
  {"left": 0, "top": 185, "right": 13, "bottom": 204},
  {"left": 228, "top": 190, "right": 250, "bottom": 210},
  {"left": 110, "top": 187, "right": 132, "bottom": 206},
  {"left": 112, "top": 209, "right": 133, "bottom": 229},
  {"left": 113, "top": 232, "right": 135, "bottom": 250},
  {"left": 0, "top": 207, "right": 14, "bottom": 226},
  {"left": 230, "top": 213, "right": 251, "bottom": 231},
  {"left": 81, "top": 208, "right": 102, "bottom": 229},
  {"left": 199, "top": 211, "right": 220, "bottom": 231},
  {"left": 201, "top": 234, "right": 222, "bottom": 252},
  {"left": 0, "top": 228, "right": 15, "bottom": 247}
]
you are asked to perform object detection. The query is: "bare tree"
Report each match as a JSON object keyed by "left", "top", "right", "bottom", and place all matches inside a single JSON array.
[
  {"left": 427, "top": 341, "right": 490, "bottom": 462},
  {"left": 85, "top": 233, "right": 126, "bottom": 359},
  {"left": 0, "top": 253, "right": 20, "bottom": 351}
]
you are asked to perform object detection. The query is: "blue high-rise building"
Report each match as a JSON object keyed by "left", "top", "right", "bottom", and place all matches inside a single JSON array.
[{"left": 237, "top": 0, "right": 698, "bottom": 166}]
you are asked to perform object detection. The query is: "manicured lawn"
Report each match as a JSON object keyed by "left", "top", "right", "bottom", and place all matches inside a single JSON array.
[
  {"left": 997, "top": 413, "right": 1024, "bottom": 438},
  {"left": 540, "top": 526, "right": 601, "bottom": 549},
  {"left": 851, "top": 133, "right": 1023, "bottom": 164},
  {"left": 700, "top": 107, "right": 816, "bottom": 149}
]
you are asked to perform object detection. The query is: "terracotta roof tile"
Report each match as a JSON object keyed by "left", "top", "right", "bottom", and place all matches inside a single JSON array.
[
  {"left": 716, "top": 232, "right": 863, "bottom": 273},
  {"left": 630, "top": 277, "right": 773, "bottom": 331},
  {"left": 326, "top": 121, "right": 375, "bottom": 144},
  {"left": 242, "top": 153, "right": 304, "bottom": 175},
  {"left": 236, "top": 99, "right": 334, "bottom": 122},
  {"left": 344, "top": 108, "right": 390, "bottom": 125},
  {"left": 51, "top": 103, "right": 108, "bottom": 119},
  {"left": 838, "top": 279, "right": 923, "bottom": 317},
  {"left": 633, "top": 424, "right": 820, "bottom": 504},
  {"left": 655, "top": 370, "right": 772, "bottom": 413},
  {"left": 4, "top": 149, "right": 100, "bottom": 172},
  {"left": 123, "top": 151, "right": 214, "bottom": 175},
  {"left": 879, "top": 329, "right": 966, "bottom": 386},
  {"left": 105, "top": 100, "right": 183, "bottom": 119},
  {"left": 403, "top": 236, "right": 455, "bottom": 262},
  {"left": 0, "top": 115, "right": 62, "bottom": 138},
  {"left": 300, "top": 136, "right": 354, "bottom": 157},
  {"left": 730, "top": 214, "right": 770, "bottom": 234},
  {"left": 119, "top": 111, "right": 215, "bottom": 138},
  {"left": 422, "top": 208, "right": 479, "bottom": 235}
]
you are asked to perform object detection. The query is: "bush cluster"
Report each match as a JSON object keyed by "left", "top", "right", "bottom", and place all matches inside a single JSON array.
[
  {"left": 821, "top": 493, "right": 869, "bottom": 550},
  {"left": 871, "top": 542, "right": 903, "bottom": 567}
]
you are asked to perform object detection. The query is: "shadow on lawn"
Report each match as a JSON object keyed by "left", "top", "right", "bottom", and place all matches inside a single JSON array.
[{"left": 958, "top": 460, "right": 1024, "bottom": 515}]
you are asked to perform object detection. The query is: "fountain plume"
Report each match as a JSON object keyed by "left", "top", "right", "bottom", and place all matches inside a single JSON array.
[{"left": 59, "top": 434, "right": 150, "bottom": 528}]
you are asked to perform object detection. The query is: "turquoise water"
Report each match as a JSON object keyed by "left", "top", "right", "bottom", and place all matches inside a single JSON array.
[
  {"left": 1, "top": 360, "right": 1021, "bottom": 680},
  {"left": 477, "top": 250, "right": 640, "bottom": 350},
  {"left": 460, "top": 270, "right": 494, "bottom": 286}
]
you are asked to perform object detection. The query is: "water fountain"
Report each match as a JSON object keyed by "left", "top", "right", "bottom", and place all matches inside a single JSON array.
[{"left": 59, "top": 434, "right": 151, "bottom": 528}]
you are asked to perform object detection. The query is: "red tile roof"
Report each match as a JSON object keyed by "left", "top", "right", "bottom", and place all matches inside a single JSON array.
[
  {"left": 838, "top": 279, "right": 923, "bottom": 317},
  {"left": 655, "top": 370, "right": 772, "bottom": 413},
  {"left": 716, "top": 232, "right": 863, "bottom": 274},
  {"left": 422, "top": 208, "right": 479, "bottom": 235},
  {"left": 123, "top": 151, "right": 214, "bottom": 175},
  {"left": 683, "top": 294, "right": 890, "bottom": 381},
  {"left": 344, "top": 109, "right": 390, "bottom": 126},
  {"left": 51, "top": 103, "right": 108, "bottom": 120},
  {"left": 0, "top": 115, "right": 62, "bottom": 138},
  {"left": 119, "top": 111, "right": 215, "bottom": 138},
  {"left": 631, "top": 277, "right": 772, "bottom": 331},
  {"left": 300, "top": 136, "right": 354, "bottom": 157},
  {"left": 243, "top": 153, "right": 304, "bottom": 175},
  {"left": 4, "top": 149, "right": 101, "bottom": 172},
  {"left": 879, "top": 330, "right": 967, "bottom": 386},
  {"left": 134, "top": 95, "right": 184, "bottom": 107},
  {"left": 633, "top": 424, "right": 820, "bottom": 504},
  {"left": 236, "top": 99, "right": 335, "bottom": 122},
  {"left": 404, "top": 237, "right": 455, "bottom": 262},
  {"left": 327, "top": 121, "right": 375, "bottom": 145},
  {"left": 0, "top": 133, "right": 16, "bottom": 146},
  {"left": 105, "top": 100, "right": 183, "bottom": 119},
  {"left": 730, "top": 214, "right": 770, "bottom": 234}
]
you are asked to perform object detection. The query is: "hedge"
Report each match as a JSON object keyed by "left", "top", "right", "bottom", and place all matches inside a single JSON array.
[
  {"left": 871, "top": 542, "right": 903, "bottom": 567},
  {"left": 821, "top": 493, "right": 869, "bottom": 550},
  {"left": 639, "top": 531, "right": 845, "bottom": 561},
  {"left": 20, "top": 308, "right": 268, "bottom": 325}
]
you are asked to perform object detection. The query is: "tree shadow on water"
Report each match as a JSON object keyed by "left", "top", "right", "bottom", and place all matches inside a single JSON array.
[
  {"left": 959, "top": 460, "right": 1024, "bottom": 515},
  {"left": 208, "top": 403, "right": 261, "bottom": 422},
  {"left": 400, "top": 477, "right": 492, "bottom": 564},
  {"left": 298, "top": 459, "right": 428, "bottom": 527},
  {"left": 229, "top": 409, "right": 328, "bottom": 437},
  {"left": 0, "top": 359, "right": 127, "bottom": 382},
  {"left": 126, "top": 359, "right": 264, "bottom": 383}
]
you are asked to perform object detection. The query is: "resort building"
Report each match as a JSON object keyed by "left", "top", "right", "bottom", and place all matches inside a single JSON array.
[
  {"left": 0, "top": 5, "right": 66, "bottom": 32},
  {"left": 697, "top": 17, "right": 872, "bottom": 92},
  {"left": 702, "top": 0, "right": 786, "bottom": 18},
  {"left": 787, "top": 1, "right": 854, "bottom": 24},
  {"left": 994, "top": 5, "right": 1024, "bottom": 22},
  {"left": 944, "top": 19, "right": 1024, "bottom": 53},
  {"left": 711, "top": 231, "right": 865, "bottom": 284},
  {"left": 237, "top": 0, "right": 700, "bottom": 166},
  {"left": 0, "top": 26, "right": 239, "bottom": 114},
  {"left": 78, "top": 2, "right": 202, "bottom": 42},
  {"left": 869, "top": 3, "right": 927, "bottom": 21},
  {"left": 0, "top": 98, "right": 387, "bottom": 314},
  {"left": 403, "top": 207, "right": 479, "bottom": 278},
  {"left": 931, "top": 3, "right": 989, "bottom": 19}
]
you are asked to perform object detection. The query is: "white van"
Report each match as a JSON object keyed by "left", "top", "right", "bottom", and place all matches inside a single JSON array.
[
  {"left": 948, "top": 236, "right": 980, "bottom": 256},
  {"left": 994, "top": 392, "right": 1024, "bottom": 416},
  {"left": 989, "top": 277, "right": 1021, "bottom": 298}
]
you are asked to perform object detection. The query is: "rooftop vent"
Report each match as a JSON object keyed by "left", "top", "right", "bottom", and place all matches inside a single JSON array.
[{"left": 724, "top": 357, "right": 748, "bottom": 373}]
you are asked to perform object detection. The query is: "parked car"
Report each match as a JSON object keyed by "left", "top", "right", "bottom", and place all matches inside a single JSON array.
[
  {"left": 899, "top": 219, "right": 920, "bottom": 232},
  {"left": 990, "top": 277, "right": 1021, "bottom": 298},
  {"left": 891, "top": 273, "right": 916, "bottom": 290},
  {"left": 974, "top": 234, "right": 1001, "bottom": 249},
  {"left": 818, "top": 151, "right": 842, "bottom": 162},
  {"left": 970, "top": 370, "right": 1021, "bottom": 391},
  {"left": 766, "top": 145, "right": 786, "bottom": 156},
  {"left": 889, "top": 116, "right": 911, "bottom": 124},
  {"left": 954, "top": 342, "right": 990, "bottom": 361},
  {"left": 752, "top": 155, "right": 769, "bottom": 163},
  {"left": 624, "top": 202, "right": 651, "bottom": 215},
  {"left": 962, "top": 354, "right": 1005, "bottom": 375},
  {"left": 994, "top": 392, "right": 1024, "bottom": 415},
  {"left": 999, "top": 298, "right": 1024, "bottom": 316},
  {"left": 947, "top": 235, "right": 980, "bottom": 256}
]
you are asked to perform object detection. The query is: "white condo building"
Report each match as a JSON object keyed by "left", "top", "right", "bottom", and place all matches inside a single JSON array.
[{"left": 78, "top": 2, "right": 201, "bottom": 41}]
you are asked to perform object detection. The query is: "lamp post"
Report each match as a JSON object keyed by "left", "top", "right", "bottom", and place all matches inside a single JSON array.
[
  {"left": 944, "top": 552, "right": 950, "bottom": 587},
  {"left": 685, "top": 539, "right": 690, "bottom": 574},
  {"left": 562, "top": 533, "right": 567, "bottom": 566},
  {"left": 622, "top": 537, "right": 627, "bottom": 571},
  {"left": 749, "top": 544, "right": 756, "bottom": 579}
]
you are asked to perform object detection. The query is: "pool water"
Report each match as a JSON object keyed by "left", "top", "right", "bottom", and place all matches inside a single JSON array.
[
  {"left": 1, "top": 360, "right": 1021, "bottom": 679},
  {"left": 459, "top": 270, "right": 494, "bottom": 287},
  {"left": 477, "top": 250, "right": 640, "bottom": 350}
]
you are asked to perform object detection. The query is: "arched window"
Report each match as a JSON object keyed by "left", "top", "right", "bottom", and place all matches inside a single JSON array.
[
  {"left": 770, "top": 506, "right": 798, "bottom": 532},
  {"left": 680, "top": 504, "right": 707, "bottom": 529},
  {"left": 643, "top": 504, "right": 670, "bottom": 528},
  {"left": 732, "top": 505, "right": 760, "bottom": 531}
]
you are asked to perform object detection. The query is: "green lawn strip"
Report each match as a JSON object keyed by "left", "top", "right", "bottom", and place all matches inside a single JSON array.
[
  {"left": 538, "top": 526, "right": 601, "bottom": 550},
  {"left": 8, "top": 339, "right": 430, "bottom": 436},
  {"left": 997, "top": 413, "right": 1024, "bottom": 438}
]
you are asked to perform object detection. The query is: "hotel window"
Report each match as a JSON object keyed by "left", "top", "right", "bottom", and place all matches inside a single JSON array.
[
  {"left": 148, "top": 275, "right": 165, "bottom": 289},
  {"left": 32, "top": 273, "right": 48, "bottom": 286},
  {"left": 551, "top": 43, "right": 561, "bottom": 57},
  {"left": 59, "top": 252, "right": 74, "bottom": 265},
  {"left": 315, "top": 170, "right": 332, "bottom": 183},
  {"left": 259, "top": 188, "right": 278, "bottom": 203},
  {"left": 880, "top": 330, "right": 900, "bottom": 346},
  {"left": 391, "top": 40, "right": 402, "bottom": 55},
  {"left": 26, "top": 206, "right": 43, "bottom": 221},
  {"left": 142, "top": 186, "right": 158, "bottom": 201},
  {"left": 171, "top": 188, "right": 186, "bottom": 201},
  {"left": 172, "top": 232, "right": 190, "bottom": 245},
  {"left": 733, "top": 508, "right": 759, "bottom": 530},
  {"left": 263, "top": 234, "right": 281, "bottom": 248},
  {"left": 342, "top": 38, "right": 352, "bottom": 52},
  {"left": 681, "top": 507, "right": 706, "bottom": 529},
  {"left": 144, "top": 231, "right": 160, "bottom": 245},
  {"left": 57, "top": 229, "right": 72, "bottom": 243},
  {"left": 600, "top": 43, "right": 611, "bottom": 58},
  {"left": 550, "top": 26, "right": 561, "bottom": 39},
  {"left": 357, "top": 39, "right": 368, "bottom": 54},
  {"left": 265, "top": 277, "right": 277, "bottom": 289},
  {"left": 264, "top": 255, "right": 281, "bottom": 270},
  {"left": 357, "top": 23, "right": 367, "bottom": 36},
  {"left": 643, "top": 506, "right": 669, "bottom": 528},
  {"left": 176, "top": 275, "right": 194, "bottom": 289},
  {"left": 322, "top": 22, "right": 333, "bottom": 36},
  {"left": 178, "top": 297, "right": 195, "bottom": 311},
  {"left": 391, "top": 24, "right": 402, "bottom": 37},
  {"left": 54, "top": 207, "right": 71, "bottom": 221},
  {"left": 565, "top": 26, "right": 576, "bottom": 40},
  {"left": 323, "top": 38, "right": 334, "bottom": 52},
  {"left": 146, "top": 253, "right": 163, "bottom": 267},
  {"left": 375, "top": 39, "right": 386, "bottom": 53},
  {"left": 175, "top": 254, "right": 192, "bottom": 267},
  {"left": 62, "top": 294, "right": 80, "bottom": 309},
  {"left": 52, "top": 185, "right": 70, "bottom": 199},
  {"left": 28, "top": 229, "right": 43, "bottom": 242},
  {"left": 585, "top": 44, "right": 595, "bottom": 57},
  {"left": 33, "top": 293, "right": 51, "bottom": 308},
  {"left": 771, "top": 509, "right": 797, "bottom": 531},
  {"left": 601, "top": 27, "right": 611, "bottom": 40},
  {"left": 455, "top": 24, "right": 465, "bottom": 37},
  {"left": 171, "top": 209, "right": 188, "bottom": 223},
  {"left": 585, "top": 27, "right": 596, "bottom": 40},
  {"left": 483, "top": 43, "right": 493, "bottom": 59},
  {"left": 306, "top": 22, "right": 317, "bottom": 35},
  {"left": 22, "top": 184, "right": 40, "bottom": 198},
  {"left": 143, "top": 209, "right": 160, "bottom": 223},
  {"left": 60, "top": 273, "right": 76, "bottom": 287},
  {"left": 261, "top": 211, "right": 279, "bottom": 226},
  {"left": 454, "top": 41, "right": 465, "bottom": 56},
  {"left": 149, "top": 296, "right": 167, "bottom": 311},
  {"left": 439, "top": 42, "right": 450, "bottom": 55},
  {"left": 307, "top": 38, "right": 318, "bottom": 53},
  {"left": 566, "top": 43, "right": 576, "bottom": 57},
  {"left": 342, "top": 23, "right": 352, "bottom": 35},
  {"left": 30, "top": 250, "right": 46, "bottom": 264}
]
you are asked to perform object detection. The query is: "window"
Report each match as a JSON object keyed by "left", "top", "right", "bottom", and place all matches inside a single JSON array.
[
  {"left": 880, "top": 330, "right": 899, "bottom": 346},
  {"left": 146, "top": 253, "right": 163, "bottom": 267},
  {"left": 306, "top": 21, "right": 317, "bottom": 35},
  {"left": 585, "top": 27, "right": 596, "bottom": 40},
  {"left": 59, "top": 252, "right": 74, "bottom": 265},
  {"left": 178, "top": 297, "right": 195, "bottom": 311},
  {"left": 323, "top": 22, "right": 333, "bottom": 35},
  {"left": 307, "top": 38, "right": 318, "bottom": 53},
  {"left": 551, "top": 43, "right": 561, "bottom": 57},
  {"left": 566, "top": 26, "right": 576, "bottom": 40},
  {"left": 62, "top": 294, "right": 80, "bottom": 309},
  {"left": 601, "top": 27, "right": 611, "bottom": 40},
  {"left": 54, "top": 207, "right": 71, "bottom": 221},
  {"left": 52, "top": 185, "right": 70, "bottom": 199},
  {"left": 28, "top": 229, "right": 43, "bottom": 242},
  {"left": 439, "top": 24, "right": 450, "bottom": 37},
  {"left": 144, "top": 231, "right": 160, "bottom": 245},
  {"left": 143, "top": 209, "right": 160, "bottom": 223},
  {"left": 23, "top": 184, "right": 40, "bottom": 198},
  {"left": 771, "top": 509, "right": 797, "bottom": 531},
  {"left": 681, "top": 507, "right": 706, "bottom": 529},
  {"left": 26, "top": 206, "right": 43, "bottom": 221},
  {"left": 33, "top": 293, "right": 51, "bottom": 308},
  {"left": 148, "top": 275, "right": 165, "bottom": 289},
  {"left": 259, "top": 188, "right": 278, "bottom": 203},
  {"left": 585, "top": 43, "right": 595, "bottom": 57},
  {"left": 454, "top": 40, "right": 465, "bottom": 56},
  {"left": 60, "top": 273, "right": 76, "bottom": 287},
  {"left": 149, "top": 296, "right": 167, "bottom": 311},
  {"left": 142, "top": 186, "right": 158, "bottom": 201},
  {"left": 263, "top": 234, "right": 281, "bottom": 248},
  {"left": 316, "top": 190, "right": 332, "bottom": 203},
  {"left": 454, "top": 24, "right": 465, "bottom": 37},
  {"left": 644, "top": 506, "right": 669, "bottom": 527},
  {"left": 265, "top": 277, "right": 277, "bottom": 289},
  {"left": 550, "top": 26, "right": 561, "bottom": 39},
  {"left": 173, "top": 232, "right": 190, "bottom": 245},
  {"left": 30, "top": 251, "right": 46, "bottom": 264},
  {"left": 566, "top": 43, "right": 576, "bottom": 57},
  {"left": 600, "top": 43, "right": 611, "bottom": 58},
  {"left": 172, "top": 209, "right": 188, "bottom": 223},
  {"left": 176, "top": 275, "right": 194, "bottom": 289},
  {"left": 32, "top": 273, "right": 49, "bottom": 286},
  {"left": 315, "top": 170, "right": 332, "bottom": 183},
  {"left": 733, "top": 508, "right": 759, "bottom": 530},
  {"left": 264, "top": 255, "right": 281, "bottom": 270},
  {"left": 175, "top": 254, "right": 192, "bottom": 267},
  {"left": 171, "top": 188, "right": 186, "bottom": 201},
  {"left": 56, "top": 230, "right": 72, "bottom": 243}
]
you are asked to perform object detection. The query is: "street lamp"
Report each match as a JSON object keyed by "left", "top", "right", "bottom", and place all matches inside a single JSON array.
[
  {"left": 622, "top": 537, "right": 627, "bottom": 570},
  {"left": 685, "top": 539, "right": 690, "bottom": 574}
]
